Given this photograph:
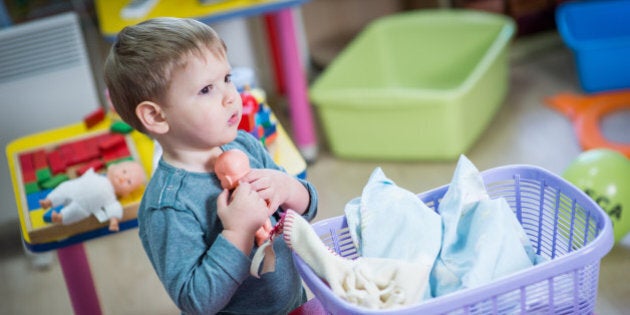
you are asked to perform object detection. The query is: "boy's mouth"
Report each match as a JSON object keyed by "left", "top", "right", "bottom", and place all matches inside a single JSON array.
[{"left": 228, "top": 111, "right": 241, "bottom": 126}]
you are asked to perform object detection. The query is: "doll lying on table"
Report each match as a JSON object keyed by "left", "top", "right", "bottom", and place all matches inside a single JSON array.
[{"left": 39, "top": 160, "right": 146, "bottom": 232}]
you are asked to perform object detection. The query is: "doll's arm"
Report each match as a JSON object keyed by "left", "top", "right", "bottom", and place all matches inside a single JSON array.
[{"left": 96, "top": 201, "right": 124, "bottom": 231}]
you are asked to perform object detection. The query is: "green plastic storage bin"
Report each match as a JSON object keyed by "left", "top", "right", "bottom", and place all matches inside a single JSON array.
[{"left": 310, "top": 9, "right": 515, "bottom": 160}]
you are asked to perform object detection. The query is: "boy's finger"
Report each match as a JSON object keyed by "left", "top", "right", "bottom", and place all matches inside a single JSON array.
[{"left": 217, "top": 189, "right": 229, "bottom": 207}]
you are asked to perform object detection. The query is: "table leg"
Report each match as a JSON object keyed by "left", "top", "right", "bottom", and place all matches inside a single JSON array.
[
  {"left": 57, "top": 243, "right": 102, "bottom": 315},
  {"left": 270, "top": 8, "right": 318, "bottom": 162},
  {"left": 263, "top": 14, "right": 285, "bottom": 95}
]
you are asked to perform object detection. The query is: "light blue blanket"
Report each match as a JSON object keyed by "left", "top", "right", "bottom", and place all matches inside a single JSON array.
[{"left": 345, "top": 155, "right": 538, "bottom": 300}]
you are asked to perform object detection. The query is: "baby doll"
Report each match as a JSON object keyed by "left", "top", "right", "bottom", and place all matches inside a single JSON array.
[
  {"left": 39, "top": 160, "right": 146, "bottom": 231},
  {"left": 214, "top": 149, "right": 273, "bottom": 246}
]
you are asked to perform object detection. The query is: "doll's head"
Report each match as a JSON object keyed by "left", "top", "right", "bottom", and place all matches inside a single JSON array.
[
  {"left": 107, "top": 161, "right": 146, "bottom": 197},
  {"left": 215, "top": 149, "right": 250, "bottom": 190}
]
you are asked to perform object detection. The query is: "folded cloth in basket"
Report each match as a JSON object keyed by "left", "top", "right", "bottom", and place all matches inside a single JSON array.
[
  {"left": 283, "top": 210, "right": 431, "bottom": 309},
  {"left": 344, "top": 167, "right": 443, "bottom": 265},
  {"left": 343, "top": 155, "right": 538, "bottom": 302},
  {"left": 344, "top": 167, "right": 442, "bottom": 302},
  {"left": 430, "top": 155, "right": 538, "bottom": 297}
]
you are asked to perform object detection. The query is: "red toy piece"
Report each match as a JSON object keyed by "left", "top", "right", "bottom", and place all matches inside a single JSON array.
[
  {"left": 69, "top": 140, "right": 98, "bottom": 166},
  {"left": 98, "top": 134, "right": 126, "bottom": 151},
  {"left": 47, "top": 150, "right": 67, "bottom": 175},
  {"left": 238, "top": 91, "right": 259, "bottom": 132},
  {"left": 102, "top": 145, "right": 131, "bottom": 164},
  {"left": 76, "top": 159, "right": 105, "bottom": 176},
  {"left": 19, "top": 153, "right": 37, "bottom": 182},
  {"left": 241, "top": 91, "right": 259, "bottom": 114},
  {"left": 238, "top": 108, "right": 256, "bottom": 132},
  {"left": 32, "top": 149, "right": 47, "bottom": 170},
  {"left": 83, "top": 107, "right": 106, "bottom": 129}
]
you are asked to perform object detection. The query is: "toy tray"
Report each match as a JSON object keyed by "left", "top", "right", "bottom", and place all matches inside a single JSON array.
[{"left": 294, "top": 165, "right": 613, "bottom": 314}]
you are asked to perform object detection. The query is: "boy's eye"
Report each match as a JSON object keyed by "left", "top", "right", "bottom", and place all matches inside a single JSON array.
[
  {"left": 200, "top": 85, "right": 212, "bottom": 95},
  {"left": 225, "top": 74, "right": 232, "bottom": 83}
]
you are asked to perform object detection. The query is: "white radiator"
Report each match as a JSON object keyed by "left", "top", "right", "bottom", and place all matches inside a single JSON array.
[{"left": 0, "top": 12, "right": 100, "bottom": 225}]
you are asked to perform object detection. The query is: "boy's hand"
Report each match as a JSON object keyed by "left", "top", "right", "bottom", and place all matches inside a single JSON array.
[
  {"left": 241, "top": 169, "right": 291, "bottom": 215},
  {"left": 217, "top": 182, "right": 268, "bottom": 253}
]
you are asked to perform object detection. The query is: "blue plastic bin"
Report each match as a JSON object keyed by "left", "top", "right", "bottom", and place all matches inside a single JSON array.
[
  {"left": 556, "top": 0, "right": 630, "bottom": 93},
  {"left": 294, "top": 165, "right": 613, "bottom": 314}
]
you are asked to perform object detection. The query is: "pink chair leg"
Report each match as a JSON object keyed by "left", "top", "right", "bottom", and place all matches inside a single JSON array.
[
  {"left": 57, "top": 243, "right": 102, "bottom": 315},
  {"left": 270, "top": 8, "right": 318, "bottom": 161}
]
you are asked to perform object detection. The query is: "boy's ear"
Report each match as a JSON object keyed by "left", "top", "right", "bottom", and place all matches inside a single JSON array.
[{"left": 136, "top": 101, "right": 169, "bottom": 135}]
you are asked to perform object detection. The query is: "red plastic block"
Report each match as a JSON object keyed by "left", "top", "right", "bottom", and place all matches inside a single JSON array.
[
  {"left": 81, "top": 138, "right": 101, "bottom": 160},
  {"left": 47, "top": 150, "right": 67, "bottom": 174},
  {"left": 241, "top": 92, "right": 260, "bottom": 114},
  {"left": 238, "top": 109, "right": 256, "bottom": 132},
  {"left": 22, "top": 170, "right": 37, "bottom": 183},
  {"left": 68, "top": 144, "right": 90, "bottom": 165},
  {"left": 98, "top": 134, "right": 126, "bottom": 151},
  {"left": 19, "top": 153, "right": 35, "bottom": 174},
  {"left": 83, "top": 107, "right": 106, "bottom": 129},
  {"left": 102, "top": 144, "right": 131, "bottom": 163},
  {"left": 76, "top": 159, "right": 105, "bottom": 176},
  {"left": 32, "top": 150, "right": 48, "bottom": 170},
  {"left": 69, "top": 140, "right": 99, "bottom": 165},
  {"left": 58, "top": 143, "right": 75, "bottom": 165}
]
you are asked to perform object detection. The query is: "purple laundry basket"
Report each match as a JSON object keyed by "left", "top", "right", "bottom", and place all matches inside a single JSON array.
[{"left": 293, "top": 165, "right": 614, "bottom": 314}]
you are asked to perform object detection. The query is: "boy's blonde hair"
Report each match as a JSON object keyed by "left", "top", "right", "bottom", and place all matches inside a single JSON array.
[{"left": 104, "top": 18, "right": 227, "bottom": 133}]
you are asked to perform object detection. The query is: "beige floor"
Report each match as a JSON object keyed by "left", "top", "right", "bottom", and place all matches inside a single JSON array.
[{"left": 2, "top": 30, "right": 629, "bottom": 314}]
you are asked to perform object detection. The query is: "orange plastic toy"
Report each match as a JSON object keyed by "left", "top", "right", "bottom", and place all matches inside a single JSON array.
[
  {"left": 215, "top": 149, "right": 273, "bottom": 246},
  {"left": 546, "top": 90, "right": 630, "bottom": 158}
]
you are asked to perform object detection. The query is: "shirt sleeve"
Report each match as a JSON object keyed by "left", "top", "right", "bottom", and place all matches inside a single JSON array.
[
  {"left": 297, "top": 179, "right": 318, "bottom": 222},
  {"left": 141, "top": 206, "right": 251, "bottom": 314}
]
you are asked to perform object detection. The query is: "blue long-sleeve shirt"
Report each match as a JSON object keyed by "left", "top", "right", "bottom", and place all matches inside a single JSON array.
[{"left": 138, "top": 131, "right": 318, "bottom": 314}]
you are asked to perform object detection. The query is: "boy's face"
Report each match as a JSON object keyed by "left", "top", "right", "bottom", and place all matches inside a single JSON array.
[{"left": 161, "top": 47, "right": 242, "bottom": 152}]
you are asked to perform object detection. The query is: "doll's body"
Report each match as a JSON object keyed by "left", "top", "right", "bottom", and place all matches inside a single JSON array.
[
  {"left": 39, "top": 161, "right": 146, "bottom": 231},
  {"left": 215, "top": 149, "right": 273, "bottom": 245}
]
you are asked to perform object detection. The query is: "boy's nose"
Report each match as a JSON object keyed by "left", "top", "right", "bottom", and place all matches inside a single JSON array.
[{"left": 223, "top": 90, "right": 237, "bottom": 107}]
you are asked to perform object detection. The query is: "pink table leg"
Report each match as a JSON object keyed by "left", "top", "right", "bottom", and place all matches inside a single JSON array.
[
  {"left": 57, "top": 243, "right": 102, "bottom": 315},
  {"left": 270, "top": 8, "right": 318, "bottom": 161}
]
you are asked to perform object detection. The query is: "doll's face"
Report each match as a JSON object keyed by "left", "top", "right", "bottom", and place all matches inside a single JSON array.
[
  {"left": 214, "top": 149, "right": 250, "bottom": 190},
  {"left": 107, "top": 161, "right": 146, "bottom": 196}
]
